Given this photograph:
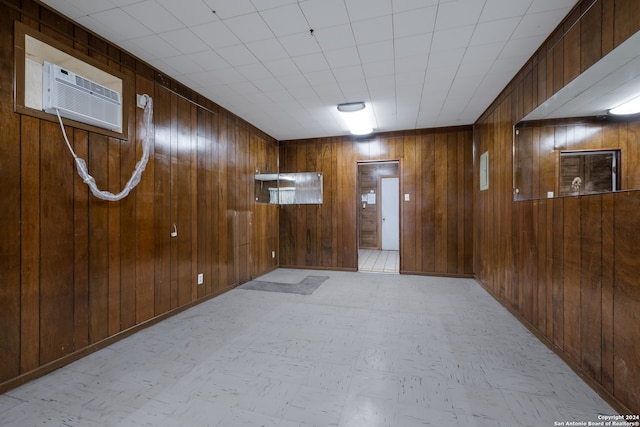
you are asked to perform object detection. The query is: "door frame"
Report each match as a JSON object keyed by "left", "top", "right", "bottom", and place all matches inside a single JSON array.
[{"left": 356, "top": 160, "right": 402, "bottom": 271}]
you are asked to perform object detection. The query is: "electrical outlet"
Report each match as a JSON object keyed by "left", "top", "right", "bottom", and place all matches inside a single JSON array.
[
  {"left": 197, "top": 273, "right": 204, "bottom": 285},
  {"left": 272, "top": 251, "right": 276, "bottom": 259}
]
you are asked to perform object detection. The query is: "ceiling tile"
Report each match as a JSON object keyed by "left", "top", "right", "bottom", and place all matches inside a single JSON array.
[
  {"left": 216, "top": 44, "right": 259, "bottom": 67},
  {"left": 394, "top": 33, "right": 431, "bottom": 59},
  {"left": 86, "top": 8, "right": 153, "bottom": 42},
  {"left": 362, "top": 60, "right": 394, "bottom": 79},
  {"left": 202, "top": 0, "right": 256, "bottom": 19},
  {"left": 313, "top": 24, "right": 357, "bottom": 51},
  {"left": 160, "top": 54, "right": 205, "bottom": 75},
  {"left": 279, "top": 32, "right": 322, "bottom": 56},
  {"left": 266, "top": 90, "right": 297, "bottom": 104},
  {"left": 512, "top": 9, "right": 570, "bottom": 39},
  {"left": 292, "top": 52, "right": 329, "bottom": 73},
  {"left": 251, "top": 77, "right": 285, "bottom": 93},
  {"left": 156, "top": 0, "right": 217, "bottom": 26},
  {"left": 123, "top": 0, "right": 184, "bottom": 33},
  {"left": 264, "top": 58, "right": 300, "bottom": 76},
  {"left": 324, "top": 46, "right": 361, "bottom": 69},
  {"left": 435, "top": 0, "right": 485, "bottom": 31},
  {"left": 191, "top": 21, "right": 242, "bottom": 49},
  {"left": 187, "top": 51, "right": 230, "bottom": 71},
  {"left": 224, "top": 13, "right": 274, "bottom": 43},
  {"left": 428, "top": 48, "right": 465, "bottom": 67},
  {"left": 260, "top": 4, "right": 309, "bottom": 37},
  {"left": 395, "top": 55, "right": 428, "bottom": 74},
  {"left": 479, "top": 0, "right": 532, "bottom": 22},
  {"left": 460, "top": 42, "right": 503, "bottom": 64},
  {"left": 333, "top": 65, "right": 366, "bottom": 84},
  {"left": 298, "top": 0, "right": 350, "bottom": 29},
  {"left": 352, "top": 16, "right": 393, "bottom": 45},
  {"left": 126, "top": 34, "right": 181, "bottom": 59},
  {"left": 499, "top": 35, "right": 541, "bottom": 60},
  {"left": 339, "top": 79, "right": 370, "bottom": 100},
  {"left": 276, "top": 72, "right": 310, "bottom": 88},
  {"left": 250, "top": 0, "right": 299, "bottom": 10},
  {"left": 314, "top": 83, "right": 345, "bottom": 103},
  {"left": 211, "top": 67, "right": 249, "bottom": 84},
  {"left": 345, "top": 0, "right": 392, "bottom": 22},
  {"left": 246, "top": 38, "right": 290, "bottom": 62},
  {"left": 367, "top": 74, "right": 395, "bottom": 90},
  {"left": 45, "top": 0, "right": 581, "bottom": 139},
  {"left": 304, "top": 69, "right": 337, "bottom": 86},
  {"left": 390, "top": 0, "right": 438, "bottom": 13},
  {"left": 41, "top": 0, "right": 105, "bottom": 19},
  {"left": 470, "top": 17, "right": 520, "bottom": 46},
  {"left": 395, "top": 70, "right": 425, "bottom": 86},
  {"left": 431, "top": 25, "right": 475, "bottom": 52},
  {"left": 159, "top": 29, "right": 210, "bottom": 54},
  {"left": 235, "top": 63, "right": 273, "bottom": 81},
  {"left": 75, "top": 13, "right": 149, "bottom": 44},
  {"left": 392, "top": 5, "right": 437, "bottom": 38},
  {"left": 528, "top": 0, "right": 575, "bottom": 13},
  {"left": 358, "top": 40, "right": 394, "bottom": 64}
]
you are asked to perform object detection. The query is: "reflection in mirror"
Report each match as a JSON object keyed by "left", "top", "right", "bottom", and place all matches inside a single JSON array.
[
  {"left": 513, "top": 119, "right": 639, "bottom": 200},
  {"left": 514, "top": 28, "right": 640, "bottom": 201},
  {"left": 558, "top": 150, "right": 619, "bottom": 196},
  {"left": 255, "top": 172, "right": 323, "bottom": 205}
]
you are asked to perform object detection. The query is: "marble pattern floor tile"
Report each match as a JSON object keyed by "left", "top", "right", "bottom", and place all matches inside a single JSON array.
[{"left": 0, "top": 269, "right": 617, "bottom": 426}]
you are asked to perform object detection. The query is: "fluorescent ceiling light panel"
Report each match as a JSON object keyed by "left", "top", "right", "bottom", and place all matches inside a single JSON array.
[
  {"left": 609, "top": 94, "right": 640, "bottom": 115},
  {"left": 337, "top": 101, "right": 373, "bottom": 135}
]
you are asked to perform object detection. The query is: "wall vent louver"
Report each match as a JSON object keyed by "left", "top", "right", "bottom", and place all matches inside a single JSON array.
[{"left": 42, "top": 61, "right": 121, "bottom": 131}]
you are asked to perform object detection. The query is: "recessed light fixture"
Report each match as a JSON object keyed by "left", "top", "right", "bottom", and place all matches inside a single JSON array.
[
  {"left": 337, "top": 101, "right": 373, "bottom": 135},
  {"left": 609, "top": 94, "right": 640, "bottom": 115}
]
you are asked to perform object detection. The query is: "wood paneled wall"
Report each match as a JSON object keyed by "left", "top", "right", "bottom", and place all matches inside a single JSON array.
[
  {"left": 475, "top": 0, "right": 640, "bottom": 413},
  {"left": 279, "top": 129, "right": 473, "bottom": 276},
  {"left": 0, "top": 0, "right": 278, "bottom": 392},
  {"left": 515, "top": 119, "right": 640, "bottom": 200}
]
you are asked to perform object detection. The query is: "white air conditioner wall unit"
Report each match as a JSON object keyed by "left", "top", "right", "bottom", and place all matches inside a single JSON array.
[{"left": 42, "top": 61, "right": 122, "bottom": 131}]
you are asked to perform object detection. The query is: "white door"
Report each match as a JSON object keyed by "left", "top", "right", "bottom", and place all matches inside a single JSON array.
[{"left": 381, "top": 177, "right": 399, "bottom": 250}]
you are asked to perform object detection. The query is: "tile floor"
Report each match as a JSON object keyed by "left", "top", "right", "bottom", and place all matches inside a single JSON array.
[
  {"left": 0, "top": 269, "right": 615, "bottom": 426},
  {"left": 358, "top": 249, "right": 399, "bottom": 273}
]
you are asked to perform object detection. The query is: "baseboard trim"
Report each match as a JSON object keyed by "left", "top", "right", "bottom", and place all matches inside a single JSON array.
[
  {"left": 0, "top": 285, "right": 235, "bottom": 395},
  {"left": 474, "top": 275, "right": 630, "bottom": 416}
]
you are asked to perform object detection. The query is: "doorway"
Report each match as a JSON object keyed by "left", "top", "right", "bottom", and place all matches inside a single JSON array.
[{"left": 357, "top": 161, "right": 400, "bottom": 273}]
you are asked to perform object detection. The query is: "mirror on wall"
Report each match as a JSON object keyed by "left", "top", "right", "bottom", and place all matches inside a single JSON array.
[
  {"left": 513, "top": 29, "right": 640, "bottom": 201},
  {"left": 255, "top": 172, "right": 323, "bottom": 205}
]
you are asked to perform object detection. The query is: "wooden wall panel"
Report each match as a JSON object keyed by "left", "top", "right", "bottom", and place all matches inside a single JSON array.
[
  {"left": 134, "top": 76, "right": 156, "bottom": 324},
  {"left": 72, "top": 129, "right": 90, "bottom": 350},
  {"left": 0, "top": 0, "right": 278, "bottom": 393},
  {"left": 613, "top": 191, "right": 640, "bottom": 411},
  {"left": 475, "top": 0, "right": 640, "bottom": 413},
  {"left": 88, "top": 133, "right": 110, "bottom": 344},
  {"left": 279, "top": 127, "right": 473, "bottom": 277},
  {"left": 580, "top": 195, "right": 602, "bottom": 380},
  {"left": 20, "top": 115, "right": 40, "bottom": 373}
]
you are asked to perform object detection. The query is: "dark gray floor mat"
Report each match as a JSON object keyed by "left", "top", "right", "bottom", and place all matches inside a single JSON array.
[{"left": 238, "top": 275, "right": 329, "bottom": 295}]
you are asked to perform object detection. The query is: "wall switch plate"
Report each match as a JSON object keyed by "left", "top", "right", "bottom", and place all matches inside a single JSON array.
[
  {"left": 272, "top": 251, "right": 276, "bottom": 258},
  {"left": 136, "top": 94, "right": 147, "bottom": 109},
  {"left": 197, "top": 273, "right": 203, "bottom": 285},
  {"left": 404, "top": 193, "right": 410, "bottom": 201},
  {"left": 547, "top": 191, "right": 554, "bottom": 198}
]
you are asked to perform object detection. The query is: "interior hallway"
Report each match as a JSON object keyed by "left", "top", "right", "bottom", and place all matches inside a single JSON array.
[
  {"left": 358, "top": 249, "right": 399, "bottom": 273},
  {"left": 0, "top": 270, "right": 614, "bottom": 426}
]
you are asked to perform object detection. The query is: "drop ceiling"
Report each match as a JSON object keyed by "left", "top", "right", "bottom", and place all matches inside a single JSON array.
[{"left": 40, "top": 0, "right": 578, "bottom": 140}]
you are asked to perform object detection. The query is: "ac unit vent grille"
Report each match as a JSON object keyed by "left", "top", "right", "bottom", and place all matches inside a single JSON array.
[{"left": 43, "top": 61, "right": 122, "bottom": 131}]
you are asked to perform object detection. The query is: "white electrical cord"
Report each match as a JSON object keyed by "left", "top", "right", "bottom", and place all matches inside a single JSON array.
[{"left": 55, "top": 94, "right": 153, "bottom": 201}]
